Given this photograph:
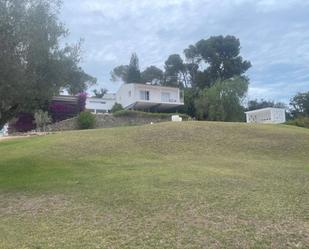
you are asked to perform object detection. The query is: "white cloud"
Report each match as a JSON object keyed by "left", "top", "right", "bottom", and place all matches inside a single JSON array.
[{"left": 60, "top": 0, "right": 309, "bottom": 101}]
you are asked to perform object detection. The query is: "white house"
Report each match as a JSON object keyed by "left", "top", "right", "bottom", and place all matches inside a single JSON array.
[
  {"left": 86, "top": 93, "right": 116, "bottom": 114},
  {"left": 245, "top": 107, "right": 286, "bottom": 124},
  {"left": 116, "top": 83, "right": 184, "bottom": 111},
  {"left": 86, "top": 83, "right": 184, "bottom": 113}
]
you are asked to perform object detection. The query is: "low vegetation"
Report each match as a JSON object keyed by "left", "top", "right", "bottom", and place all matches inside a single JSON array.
[
  {"left": 286, "top": 116, "right": 309, "bottom": 129},
  {"left": 113, "top": 110, "right": 190, "bottom": 120},
  {"left": 77, "top": 111, "right": 95, "bottom": 129},
  {"left": 111, "top": 103, "right": 124, "bottom": 113},
  {"left": 0, "top": 122, "right": 308, "bottom": 248}
]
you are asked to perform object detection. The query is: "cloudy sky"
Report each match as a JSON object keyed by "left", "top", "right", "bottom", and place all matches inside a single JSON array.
[{"left": 60, "top": 0, "right": 309, "bottom": 103}]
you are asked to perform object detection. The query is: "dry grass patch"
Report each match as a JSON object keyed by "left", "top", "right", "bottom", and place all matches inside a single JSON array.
[{"left": 0, "top": 122, "right": 308, "bottom": 248}]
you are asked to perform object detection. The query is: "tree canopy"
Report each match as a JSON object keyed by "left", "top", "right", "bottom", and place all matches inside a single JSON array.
[
  {"left": 290, "top": 91, "right": 309, "bottom": 117},
  {"left": 0, "top": 0, "right": 96, "bottom": 128},
  {"left": 111, "top": 53, "right": 142, "bottom": 83},
  {"left": 184, "top": 35, "right": 251, "bottom": 89},
  {"left": 92, "top": 88, "right": 108, "bottom": 98},
  {"left": 141, "top": 66, "right": 164, "bottom": 85},
  {"left": 195, "top": 76, "right": 249, "bottom": 121},
  {"left": 247, "top": 99, "right": 286, "bottom": 111}
]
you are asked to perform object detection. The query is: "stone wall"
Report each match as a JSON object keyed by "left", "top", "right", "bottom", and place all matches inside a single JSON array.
[{"left": 47, "top": 113, "right": 171, "bottom": 132}]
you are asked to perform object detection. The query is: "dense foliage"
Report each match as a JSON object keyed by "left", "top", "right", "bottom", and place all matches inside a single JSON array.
[
  {"left": 77, "top": 111, "right": 95, "bottom": 129},
  {"left": 247, "top": 99, "right": 286, "bottom": 111},
  {"left": 195, "top": 77, "right": 248, "bottom": 121},
  {"left": 286, "top": 116, "right": 309, "bottom": 129},
  {"left": 111, "top": 53, "right": 141, "bottom": 83},
  {"left": 290, "top": 91, "right": 309, "bottom": 118},
  {"left": 8, "top": 113, "right": 35, "bottom": 133},
  {"left": 0, "top": 0, "right": 96, "bottom": 129},
  {"left": 111, "top": 103, "right": 124, "bottom": 113}
]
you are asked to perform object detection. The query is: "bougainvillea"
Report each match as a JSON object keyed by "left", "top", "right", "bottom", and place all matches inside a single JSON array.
[
  {"left": 78, "top": 92, "right": 87, "bottom": 112},
  {"left": 49, "top": 102, "right": 79, "bottom": 122},
  {"left": 9, "top": 113, "right": 35, "bottom": 133},
  {"left": 49, "top": 92, "right": 87, "bottom": 122}
]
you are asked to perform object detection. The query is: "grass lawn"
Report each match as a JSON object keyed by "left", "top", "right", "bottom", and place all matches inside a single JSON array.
[{"left": 0, "top": 122, "right": 308, "bottom": 249}]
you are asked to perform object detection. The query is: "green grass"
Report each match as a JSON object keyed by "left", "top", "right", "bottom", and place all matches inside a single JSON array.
[
  {"left": 0, "top": 122, "right": 308, "bottom": 249},
  {"left": 113, "top": 109, "right": 190, "bottom": 120}
]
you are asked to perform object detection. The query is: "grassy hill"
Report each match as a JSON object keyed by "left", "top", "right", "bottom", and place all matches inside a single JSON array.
[{"left": 0, "top": 122, "right": 308, "bottom": 249}]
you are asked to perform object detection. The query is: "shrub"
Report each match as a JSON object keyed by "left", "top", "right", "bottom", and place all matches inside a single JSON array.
[
  {"left": 9, "top": 113, "right": 35, "bottom": 133},
  {"left": 34, "top": 110, "right": 51, "bottom": 132},
  {"left": 286, "top": 116, "right": 309, "bottom": 129},
  {"left": 49, "top": 101, "right": 79, "bottom": 122},
  {"left": 111, "top": 103, "right": 124, "bottom": 113},
  {"left": 77, "top": 111, "right": 95, "bottom": 129},
  {"left": 78, "top": 92, "right": 88, "bottom": 112}
]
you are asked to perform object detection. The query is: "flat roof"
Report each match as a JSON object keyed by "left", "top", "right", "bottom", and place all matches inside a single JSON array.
[
  {"left": 126, "top": 83, "right": 180, "bottom": 90},
  {"left": 245, "top": 107, "right": 285, "bottom": 114}
]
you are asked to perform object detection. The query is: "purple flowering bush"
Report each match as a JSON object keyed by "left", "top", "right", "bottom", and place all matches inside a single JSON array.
[
  {"left": 49, "top": 102, "right": 79, "bottom": 122},
  {"left": 9, "top": 113, "right": 35, "bottom": 133},
  {"left": 78, "top": 92, "right": 87, "bottom": 112}
]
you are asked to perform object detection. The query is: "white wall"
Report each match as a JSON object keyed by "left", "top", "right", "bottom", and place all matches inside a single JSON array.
[
  {"left": 86, "top": 96, "right": 116, "bottom": 113},
  {"left": 271, "top": 108, "right": 286, "bottom": 123},
  {"left": 134, "top": 84, "right": 180, "bottom": 103},
  {"left": 246, "top": 108, "right": 286, "bottom": 124},
  {"left": 116, "top": 83, "right": 182, "bottom": 108},
  {"left": 116, "top": 84, "right": 136, "bottom": 108}
]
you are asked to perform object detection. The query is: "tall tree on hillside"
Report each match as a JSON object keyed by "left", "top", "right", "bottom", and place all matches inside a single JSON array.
[
  {"left": 195, "top": 76, "right": 249, "bottom": 121},
  {"left": 127, "top": 53, "right": 141, "bottom": 83},
  {"left": 0, "top": 0, "right": 96, "bottom": 128},
  {"left": 164, "top": 54, "right": 189, "bottom": 88},
  {"left": 111, "top": 53, "right": 141, "bottom": 83},
  {"left": 141, "top": 66, "right": 164, "bottom": 85},
  {"left": 184, "top": 35, "right": 251, "bottom": 89},
  {"left": 290, "top": 91, "right": 309, "bottom": 117},
  {"left": 110, "top": 65, "right": 129, "bottom": 82}
]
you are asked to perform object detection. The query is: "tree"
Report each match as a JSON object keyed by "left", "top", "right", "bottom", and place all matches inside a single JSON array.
[
  {"left": 164, "top": 54, "right": 188, "bottom": 87},
  {"left": 127, "top": 53, "right": 141, "bottom": 83},
  {"left": 184, "top": 35, "right": 251, "bottom": 89},
  {"left": 34, "top": 110, "right": 51, "bottom": 132},
  {"left": 247, "top": 99, "right": 286, "bottom": 111},
  {"left": 0, "top": 0, "right": 96, "bottom": 129},
  {"left": 141, "top": 66, "right": 164, "bottom": 85},
  {"left": 195, "top": 77, "right": 249, "bottom": 121},
  {"left": 111, "top": 103, "right": 124, "bottom": 113},
  {"left": 182, "top": 88, "right": 197, "bottom": 118},
  {"left": 290, "top": 91, "right": 309, "bottom": 117},
  {"left": 111, "top": 53, "right": 141, "bottom": 83},
  {"left": 111, "top": 65, "right": 129, "bottom": 82},
  {"left": 93, "top": 88, "right": 108, "bottom": 98}
]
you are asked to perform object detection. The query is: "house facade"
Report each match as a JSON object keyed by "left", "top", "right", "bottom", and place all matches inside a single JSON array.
[
  {"left": 245, "top": 108, "right": 286, "bottom": 124},
  {"left": 86, "top": 93, "right": 116, "bottom": 114},
  {"left": 116, "top": 83, "right": 184, "bottom": 111},
  {"left": 86, "top": 83, "right": 184, "bottom": 113}
]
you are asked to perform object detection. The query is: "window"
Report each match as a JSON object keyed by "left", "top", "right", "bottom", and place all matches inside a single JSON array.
[
  {"left": 140, "top": 90, "right": 150, "bottom": 100},
  {"left": 128, "top": 91, "right": 131, "bottom": 97},
  {"left": 161, "top": 92, "right": 171, "bottom": 102}
]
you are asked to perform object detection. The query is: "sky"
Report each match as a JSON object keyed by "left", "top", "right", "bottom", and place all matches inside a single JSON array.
[{"left": 60, "top": 0, "right": 309, "bottom": 103}]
